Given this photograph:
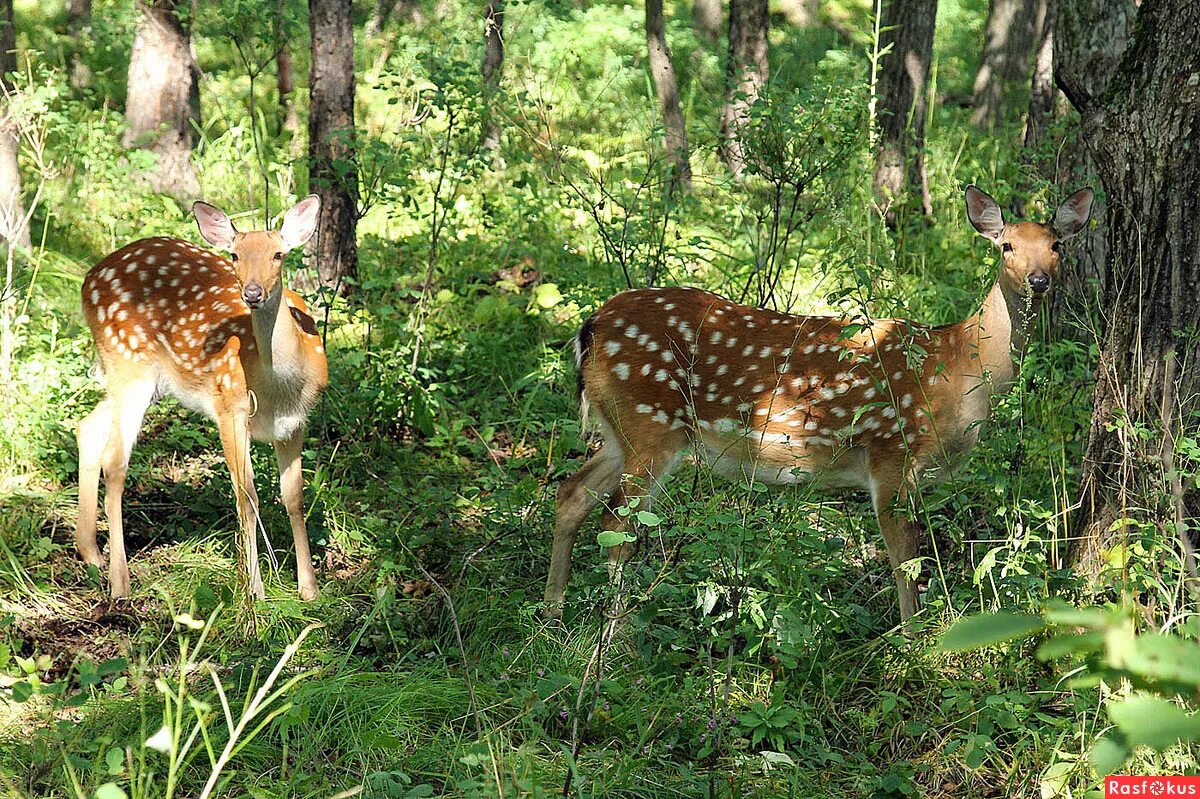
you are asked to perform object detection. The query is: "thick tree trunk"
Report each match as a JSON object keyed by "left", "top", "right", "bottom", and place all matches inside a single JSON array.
[
  {"left": 719, "top": 0, "right": 768, "bottom": 178},
  {"left": 0, "top": 0, "right": 28, "bottom": 251},
  {"left": 123, "top": 0, "right": 200, "bottom": 201},
  {"left": 693, "top": 0, "right": 721, "bottom": 42},
  {"left": 276, "top": 0, "right": 300, "bottom": 136},
  {"left": 482, "top": 0, "right": 504, "bottom": 150},
  {"left": 871, "top": 0, "right": 937, "bottom": 219},
  {"left": 971, "top": 0, "right": 1043, "bottom": 130},
  {"left": 68, "top": 0, "right": 92, "bottom": 87},
  {"left": 646, "top": 0, "right": 692, "bottom": 192},
  {"left": 1061, "top": 0, "right": 1200, "bottom": 571},
  {"left": 1045, "top": 0, "right": 1134, "bottom": 334},
  {"left": 366, "top": 0, "right": 422, "bottom": 37},
  {"left": 308, "top": 0, "right": 357, "bottom": 291}
]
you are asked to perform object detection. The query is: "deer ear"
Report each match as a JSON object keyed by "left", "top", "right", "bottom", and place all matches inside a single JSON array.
[
  {"left": 193, "top": 202, "right": 237, "bottom": 250},
  {"left": 279, "top": 195, "right": 321, "bottom": 252},
  {"left": 1052, "top": 188, "right": 1094, "bottom": 240},
  {"left": 965, "top": 185, "right": 1005, "bottom": 242}
]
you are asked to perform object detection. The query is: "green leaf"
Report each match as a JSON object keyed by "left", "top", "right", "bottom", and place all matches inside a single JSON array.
[
  {"left": 940, "top": 612, "right": 1043, "bottom": 651},
  {"left": 1109, "top": 696, "right": 1200, "bottom": 751},
  {"left": 1036, "top": 631, "right": 1106, "bottom": 661},
  {"left": 596, "top": 531, "right": 635, "bottom": 549},
  {"left": 533, "top": 283, "right": 563, "bottom": 309},
  {"left": 10, "top": 680, "right": 32, "bottom": 702},
  {"left": 93, "top": 784, "right": 127, "bottom": 799},
  {"left": 633, "top": 510, "right": 661, "bottom": 527},
  {"left": 1090, "top": 736, "right": 1130, "bottom": 775},
  {"left": 105, "top": 747, "right": 124, "bottom": 775}
]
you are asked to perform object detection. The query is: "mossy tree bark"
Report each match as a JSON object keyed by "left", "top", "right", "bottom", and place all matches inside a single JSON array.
[
  {"left": 971, "top": 0, "right": 1044, "bottom": 131},
  {"left": 1059, "top": 0, "right": 1200, "bottom": 571},
  {"left": 482, "top": 0, "right": 504, "bottom": 150},
  {"left": 0, "top": 0, "right": 28, "bottom": 250}
]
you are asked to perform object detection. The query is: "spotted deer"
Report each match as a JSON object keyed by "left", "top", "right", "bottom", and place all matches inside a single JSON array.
[
  {"left": 76, "top": 196, "right": 329, "bottom": 600},
  {"left": 545, "top": 185, "right": 1094, "bottom": 621}
]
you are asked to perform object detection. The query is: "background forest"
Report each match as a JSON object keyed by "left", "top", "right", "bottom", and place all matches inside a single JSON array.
[{"left": 1, "top": 0, "right": 1199, "bottom": 796}]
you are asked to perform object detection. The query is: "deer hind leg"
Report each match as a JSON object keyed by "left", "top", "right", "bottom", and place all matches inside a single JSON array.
[
  {"left": 544, "top": 442, "right": 625, "bottom": 618},
  {"left": 275, "top": 430, "right": 317, "bottom": 600},
  {"left": 869, "top": 463, "right": 922, "bottom": 622},
  {"left": 93, "top": 376, "right": 157, "bottom": 598},
  {"left": 598, "top": 436, "right": 686, "bottom": 581}
]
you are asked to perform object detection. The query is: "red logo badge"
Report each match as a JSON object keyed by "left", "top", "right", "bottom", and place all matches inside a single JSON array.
[{"left": 1106, "top": 777, "right": 1200, "bottom": 797}]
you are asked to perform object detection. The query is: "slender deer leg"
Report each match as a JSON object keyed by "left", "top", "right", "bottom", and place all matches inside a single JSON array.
[
  {"left": 216, "top": 402, "right": 264, "bottom": 601},
  {"left": 98, "top": 378, "right": 157, "bottom": 599},
  {"left": 598, "top": 441, "right": 684, "bottom": 578},
  {"left": 76, "top": 399, "right": 114, "bottom": 569},
  {"left": 869, "top": 468, "right": 922, "bottom": 622},
  {"left": 275, "top": 430, "right": 317, "bottom": 600},
  {"left": 544, "top": 444, "right": 625, "bottom": 617}
]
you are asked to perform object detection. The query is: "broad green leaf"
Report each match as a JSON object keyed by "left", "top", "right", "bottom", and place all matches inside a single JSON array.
[
  {"left": 634, "top": 510, "right": 661, "bottom": 527},
  {"left": 596, "top": 531, "right": 635, "bottom": 549},
  {"left": 940, "top": 612, "right": 1043, "bottom": 651},
  {"left": 104, "top": 747, "right": 124, "bottom": 775},
  {"left": 1109, "top": 696, "right": 1200, "bottom": 751},
  {"left": 1036, "top": 631, "right": 1106, "bottom": 661},
  {"left": 1090, "top": 736, "right": 1130, "bottom": 775},
  {"left": 533, "top": 283, "right": 563, "bottom": 309}
]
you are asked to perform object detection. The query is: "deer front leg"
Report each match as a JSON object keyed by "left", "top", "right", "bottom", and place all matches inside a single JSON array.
[
  {"left": 275, "top": 430, "right": 318, "bottom": 600},
  {"left": 216, "top": 404, "right": 264, "bottom": 601}
]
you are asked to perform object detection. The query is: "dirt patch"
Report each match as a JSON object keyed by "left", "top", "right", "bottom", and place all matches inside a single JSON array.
[{"left": 13, "top": 600, "right": 140, "bottom": 679}]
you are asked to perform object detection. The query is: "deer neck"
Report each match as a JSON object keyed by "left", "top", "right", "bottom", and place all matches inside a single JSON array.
[
  {"left": 249, "top": 287, "right": 302, "bottom": 377},
  {"left": 963, "top": 278, "right": 1039, "bottom": 392}
]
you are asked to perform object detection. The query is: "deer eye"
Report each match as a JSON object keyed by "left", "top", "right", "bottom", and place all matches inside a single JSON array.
[
  {"left": 273, "top": 252, "right": 283, "bottom": 261},
  {"left": 230, "top": 253, "right": 239, "bottom": 262},
  {"left": 1051, "top": 241, "right": 1061, "bottom": 253},
  {"left": 1001, "top": 242, "right": 1014, "bottom": 254}
]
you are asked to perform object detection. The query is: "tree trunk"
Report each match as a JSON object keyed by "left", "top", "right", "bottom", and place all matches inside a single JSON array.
[
  {"left": 123, "top": 0, "right": 200, "bottom": 201},
  {"left": 693, "top": 0, "right": 721, "bottom": 42},
  {"left": 871, "top": 0, "right": 937, "bottom": 220},
  {"left": 68, "top": 0, "right": 92, "bottom": 87},
  {"left": 1021, "top": 0, "right": 1053, "bottom": 157},
  {"left": 1061, "top": 0, "right": 1200, "bottom": 571},
  {"left": 308, "top": 0, "right": 357, "bottom": 291},
  {"left": 1045, "top": 0, "right": 1134, "bottom": 334},
  {"left": 719, "top": 0, "right": 768, "bottom": 178},
  {"left": 646, "top": 0, "right": 692, "bottom": 192},
  {"left": 971, "top": 0, "right": 1043, "bottom": 130},
  {"left": 0, "top": 0, "right": 28, "bottom": 250},
  {"left": 276, "top": 0, "right": 300, "bottom": 136},
  {"left": 482, "top": 0, "right": 504, "bottom": 150}
]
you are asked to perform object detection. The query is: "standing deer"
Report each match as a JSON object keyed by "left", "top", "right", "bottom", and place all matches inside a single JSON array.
[
  {"left": 545, "top": 185, "right": 1094, "bottom": 621},
  {"left": 76, "top": 196, "right": 328, "bottom": 600}
]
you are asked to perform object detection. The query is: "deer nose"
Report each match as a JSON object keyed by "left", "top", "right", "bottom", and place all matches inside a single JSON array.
[
  {"left": 1028, "top": 273, "right": 1051, "bottom": 294},
  {"left": 242, "top": 282, "right": 264, "bottom": 306}
]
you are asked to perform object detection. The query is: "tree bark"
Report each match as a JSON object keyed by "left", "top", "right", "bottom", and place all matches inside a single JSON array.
[
  {"left": 1061, "top": 0, "right": 1200, "bottom": 571},
  {"left": 0, "top": 0, "right": 28, "bottom": 250},
  {"left": 482, "top": 0, "right": 504, "bottom": 150},
  {"left": 719, "top": 0, "right": 768, "bottom": 178},
  {"left": 122, "top": 0, "right": 201, "bottom": 201},
  {"left": 1021, "top": 0, "right": 1053, "bottom": 156},
  {"left": 276, "top": 0, "right": 299, "bottom": 136},
  {"left": 971, "top": 0, "right": 1044, "bottom": 130},
  {"left": 646, "top": 0, "right": 692, "bottom": 192},
  {"left": 693, "top": 0, "right": 721, "bottom": 42},
  {"left": 871, "top": 0, "right": 937, "bottom": 219},
  {"left": 68, "top": 0, "right": 92, "bottom": 87},
  {"left": 308, "top": 0, "right": 357, "bottom": 291},
  {"left": 1045, "top": 0, "right": 1134, "bottom": 333}
]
